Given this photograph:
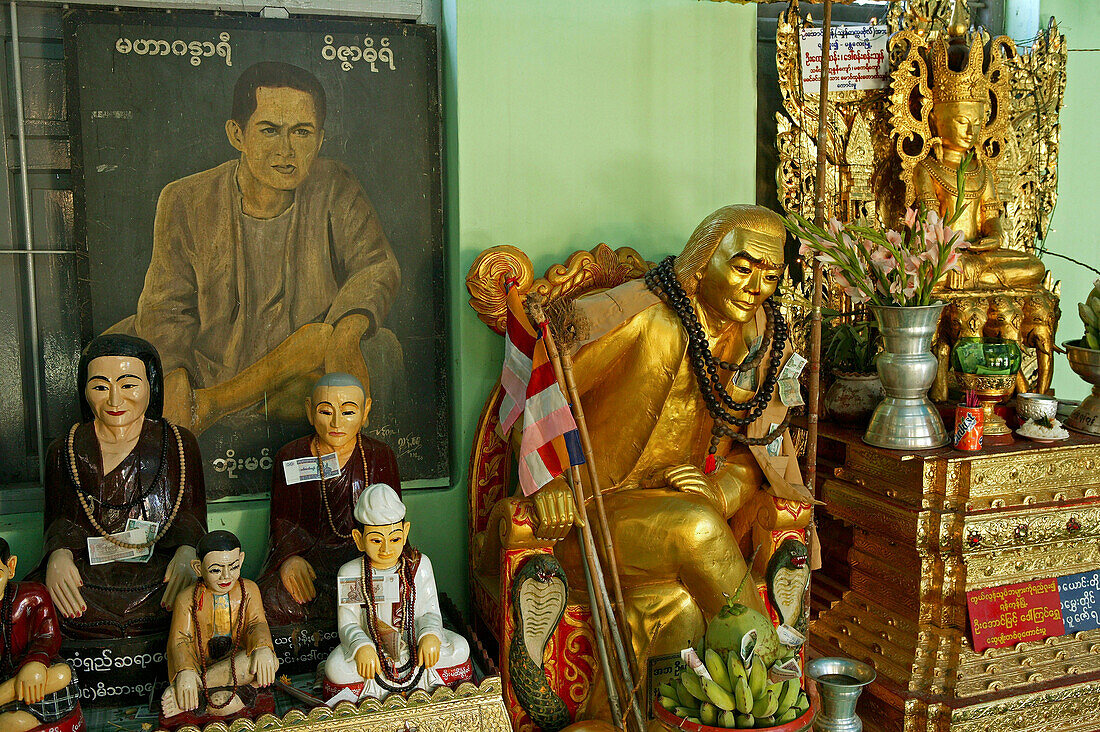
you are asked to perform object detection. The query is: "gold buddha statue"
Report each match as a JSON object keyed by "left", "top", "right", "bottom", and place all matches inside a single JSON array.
[{"left": 895, "top": 25, "right": 1046, "bottom": 291}]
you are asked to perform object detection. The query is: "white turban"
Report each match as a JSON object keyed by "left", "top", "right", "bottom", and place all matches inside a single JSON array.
[{"left": 354, "top": 483, "right": 406, "bottom": 526}]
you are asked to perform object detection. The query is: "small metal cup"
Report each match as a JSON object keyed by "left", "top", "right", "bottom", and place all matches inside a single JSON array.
[{"left": 806, "top": 657, "right": 876, "bottom": 732}]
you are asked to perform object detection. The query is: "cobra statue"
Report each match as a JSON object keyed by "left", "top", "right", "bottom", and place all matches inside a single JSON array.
[{"left": 509, "top": 554, "right": 571, "bottom": 732}]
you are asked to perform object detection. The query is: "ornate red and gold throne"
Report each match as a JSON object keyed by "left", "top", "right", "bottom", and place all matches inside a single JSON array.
[{"left": 465, "top": 243, "right": 814, "bottom": 731}]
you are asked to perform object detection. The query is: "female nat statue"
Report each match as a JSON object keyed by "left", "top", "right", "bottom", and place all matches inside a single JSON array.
[{"left": 29, "top": 335, "right": 208, "bottom": 640}]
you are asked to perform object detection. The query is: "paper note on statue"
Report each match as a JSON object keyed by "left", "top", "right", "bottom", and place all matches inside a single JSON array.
[
  {"left": 337, "top": 574, "right": 399, "bottom": 606},
  {"left": 778, "top": 353, "right": 807, "bottom": 407},
  {"left": 780, "top": 352, "right": 808, "bottom": 381},
  {"left": 120, "top": 519, "right": 158, "bottom": 563},
  {"left": 87, "top": 528, "right": 152, "bottom": 565},
  {"left": 779, "top": 379, "right": 805, "bottom": 408},
  {"left": 766, "top": 424, "right": 785, "bottom": 457},
  {"left": 326, "top": 687, "right": 359, "bottom": 707},
  {"left": 283, "top": 452, "right": 341, "bottom": 485}
]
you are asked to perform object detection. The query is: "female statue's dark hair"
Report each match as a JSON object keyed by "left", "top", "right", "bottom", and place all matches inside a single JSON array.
[{"left": 76, "top": 335, "right": 164, "bottom": 422}]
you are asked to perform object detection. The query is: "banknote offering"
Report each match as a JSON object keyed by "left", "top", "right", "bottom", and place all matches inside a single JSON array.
[
  {"left": 283, "top": 452, "right": 341, "bottom": 485},
  {"left": 87, "top": 527, "right": 152, "bottom": 565},
  {"left": 120, "top": 518, "right": 158, "bottom": 563}
]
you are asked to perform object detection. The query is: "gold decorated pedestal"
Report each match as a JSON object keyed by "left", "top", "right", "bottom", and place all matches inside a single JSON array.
[
  {"left": 809, "top": 422, "right": 1100, "bottom": 732},
  {"left": 160, "top": 678, "right": 513, "bottom": 732}
]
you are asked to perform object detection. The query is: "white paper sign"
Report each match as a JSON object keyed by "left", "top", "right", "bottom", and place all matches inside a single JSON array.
[
  {"left": 800, "top": 25, "right": 890, "bottom": 92},
  {"left": 282, "top": 452, "right": 341, "bottom": 485}
]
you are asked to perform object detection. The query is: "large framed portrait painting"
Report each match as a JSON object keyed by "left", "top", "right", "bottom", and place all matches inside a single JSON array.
[{"left": 64, "top": 10, "right": 447, "bottom": 498}]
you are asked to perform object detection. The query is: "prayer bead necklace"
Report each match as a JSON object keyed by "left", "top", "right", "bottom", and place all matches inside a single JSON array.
[
  {"left": 192, "top": 581, "right": 247, "bottom": 710},
  {"left": 359, "top": 550, "right": 425, "bottom": 692},
  {"left": 644, "top": 256, "right": 792, "bottom": 461},
  {"left": 312, "top": 434, "right": 369, "bottom": 540},
  {"left": 67, "top": 419, "right": 186, "bottom": 550}
]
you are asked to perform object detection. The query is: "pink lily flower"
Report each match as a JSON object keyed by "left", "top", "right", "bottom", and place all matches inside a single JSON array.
[{"left": 903, "top": 207, "right": 918, "bottom": 229}]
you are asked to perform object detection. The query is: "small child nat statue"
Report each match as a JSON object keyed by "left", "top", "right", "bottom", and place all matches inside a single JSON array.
[
  {"left": 0, "top": 538, "right": 84, "bottom": 732},
  {"left": 323, "top": 483, "right": 473, "bottom": 701},
  {"left": 160, "top": 531, "right": 278, "bottom": 728}
]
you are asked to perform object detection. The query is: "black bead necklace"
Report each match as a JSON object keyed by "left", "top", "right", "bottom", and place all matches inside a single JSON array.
[{"left": 644, "top": 256, "right": 792, "bottom": 465}]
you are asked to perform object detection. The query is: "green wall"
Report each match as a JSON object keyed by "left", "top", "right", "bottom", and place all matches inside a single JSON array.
[
  {"left": 442, "top": 0, "right": 759, "bottom": 611},
  {"left": 1038, "top": 1, "right": 1100, "bottom": 398},
  {"left": 5, "top": 0, "right": 761, "bottom": 615}
]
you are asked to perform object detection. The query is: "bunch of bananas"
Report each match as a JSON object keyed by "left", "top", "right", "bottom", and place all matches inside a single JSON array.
[
  {"left": 656, "top": 648, "right": 809, "bottom": 728},
  {"left": 1080, "top": 279, "right": 1100, "bottom": 350}
]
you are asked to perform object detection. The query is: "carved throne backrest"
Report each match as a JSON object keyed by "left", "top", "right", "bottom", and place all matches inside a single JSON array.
[{"left": 465, "top": 243, "right": 654, "bottom": 538}]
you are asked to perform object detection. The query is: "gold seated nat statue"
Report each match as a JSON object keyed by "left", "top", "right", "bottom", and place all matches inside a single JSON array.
[{"left": 466, "top": 206, "right": 814, "bottom": 731}]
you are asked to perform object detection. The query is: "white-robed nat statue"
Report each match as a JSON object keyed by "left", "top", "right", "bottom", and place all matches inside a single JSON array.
[{"left": 322, "top": 483, "right": 473, "bottom": 700}]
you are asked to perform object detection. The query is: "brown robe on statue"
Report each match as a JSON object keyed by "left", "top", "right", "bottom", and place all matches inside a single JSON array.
[
  {"left": 257, "top": 434, "right": 400, "bottom": 626},
  {"left": 30, "top": 418, "right": 208, "bottom": 640}
]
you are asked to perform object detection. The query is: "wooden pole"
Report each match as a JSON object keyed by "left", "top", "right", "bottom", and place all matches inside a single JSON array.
[
  {"left": 529, "top": 299, "right": 646, "bottom": 731},
  {"left": 806, "top": 0, "right": 834, "bottom": 499},
  {"left": 566, "top": 468, "right": 627, "bottom": 730}
]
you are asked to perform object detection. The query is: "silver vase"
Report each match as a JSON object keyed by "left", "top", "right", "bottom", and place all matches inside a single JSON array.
[
  {"left": 863, "top": 303, "right": 949, "bottom": 450},
  {"left": 806, "top": 657, "right": 876, "bottom": 732}
]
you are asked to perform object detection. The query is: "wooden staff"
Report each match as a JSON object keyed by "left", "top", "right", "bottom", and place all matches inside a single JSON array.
[
  {"left": 566, "top": 468, "right": 627, "bottom": 730},
  {"left": 806, "top": 0, "right": 834, "bottom": 499},
  {"left": 529, "top": 299, "right": 646, "bottom": 731},
  {"left": 558, "top": 345, "right": 638, "bottom": 660}
]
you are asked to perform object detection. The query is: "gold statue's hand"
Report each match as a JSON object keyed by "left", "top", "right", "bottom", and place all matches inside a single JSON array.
[
  {"left": 664, "top": 464, "right": 727, "bottom": 516},
  {"left": 968, "top": 236, "right": 1000, "bottom": 253},
  {"left": 15, "top": 661, "right": 47, "bottom": 704},
  {"left": 417, "top": 634, "right": 442, "bottom": 668},
  {"left": 325, "top": 314, "right": 372, "bottom": 388},
  {"left": 280, "top": 556, "right": 317, "bottom": 604},
  {"left": 355, "top": 644, "right": 381, "bottom": 680},
  {"left": 532, "top": 479, "right": 574, "bottom": 542}
]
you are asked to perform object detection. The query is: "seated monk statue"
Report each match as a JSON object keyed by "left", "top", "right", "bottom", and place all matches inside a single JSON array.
[
  {"left": 161, "top": 531, "right": 278, "bottom": 725},
  {"left": 0, "top": 538, "right": 82, "bottom": 732},
  {"left": 513, "top": 204, "right": 813, "bottom": 722},
  {"left": 29, "top": 335, "right": 207, "bottom": 640},
  {"left": 257, "top": 373, "right": 400, "bottom": 629},
  {"left": 914, "top": 33, "right": 1045, "bottom": 291},
  {"left": 322, "top": 483, "right": 472, "bottom": 700}
]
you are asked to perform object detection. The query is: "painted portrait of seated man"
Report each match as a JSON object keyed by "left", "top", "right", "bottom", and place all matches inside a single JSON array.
[{"left": 110, "top": 60, "right": 404, "bottom": 437}]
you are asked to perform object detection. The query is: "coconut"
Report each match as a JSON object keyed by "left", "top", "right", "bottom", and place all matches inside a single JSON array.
[{"left": 705, "top": 600, "right": 781, "bottom": 668}]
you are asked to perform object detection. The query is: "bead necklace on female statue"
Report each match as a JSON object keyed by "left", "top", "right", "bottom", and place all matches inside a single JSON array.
[
  {"left": 29, "top": 335, "right": 208, "bottom": 640},
  {"left": 257, "top": 372, "right": 401, "bottom": 629}
]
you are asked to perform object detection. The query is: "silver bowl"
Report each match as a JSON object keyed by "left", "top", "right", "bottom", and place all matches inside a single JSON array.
[
  {"left": 1016, "top": 392, "right": 1059, "bottom": 421},
  {"left": 1064, "top": 341, "right": 1100, "bottom": 435}
]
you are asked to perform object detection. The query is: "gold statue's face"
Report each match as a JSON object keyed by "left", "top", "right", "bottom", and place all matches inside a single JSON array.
[
  {"left": 353, "top": 521, "right": 410, "bottom": 571},
  {"left": 307, "top": 384, "right": 370, "bottom": 452},
  {"left": 192, "top": 548, "right": 244, "bottom": 596},
  {"left": 226, "top": 86, "right": 324, "bottom": 192},
  {"left": 697, "top": 228, "right": 784, "bottom": 324},
  {"left": 932, "top": 100, "right": 984, "bottom": 152},
  {"left": 85, "top": 356, "right": 150, "bottom": 430}
]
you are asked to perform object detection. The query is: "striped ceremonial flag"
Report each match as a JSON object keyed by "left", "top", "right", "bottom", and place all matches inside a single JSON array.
[
  {"left": 497, "top": 282, "right": 538, "bottom": 437},
  {"left": 516, "top": 322, "right": 585, "bottom": 496}
]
